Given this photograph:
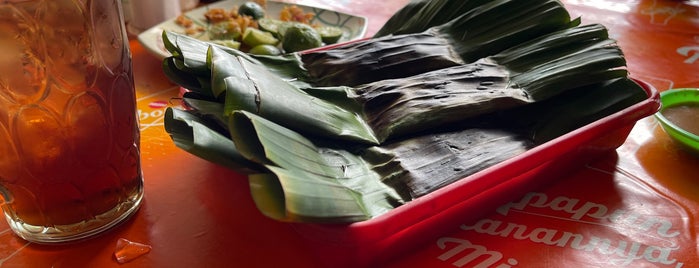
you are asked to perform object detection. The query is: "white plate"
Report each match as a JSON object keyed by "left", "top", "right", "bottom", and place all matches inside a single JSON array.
[{"left": 137, "top": 0, "right": 368, "bottom": 59}]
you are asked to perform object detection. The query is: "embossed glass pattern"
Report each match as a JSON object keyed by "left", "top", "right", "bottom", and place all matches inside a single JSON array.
[{"left": 0, "top": 0, "right": 143, "bottom": 243}]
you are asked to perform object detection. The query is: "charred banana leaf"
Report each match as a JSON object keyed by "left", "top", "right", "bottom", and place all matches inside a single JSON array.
[
  {"left": 301, "top": 24, "right": 628, "bottom": 142},
  {"left": 302, "top": 0, "right": 573, "bottom": 87},
  {"left": 364, "top": 128, "right": 533, "bottom": 199}
]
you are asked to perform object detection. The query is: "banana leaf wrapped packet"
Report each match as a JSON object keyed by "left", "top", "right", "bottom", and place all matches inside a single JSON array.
[{"left": 161, "top": 0, "right": 648, "bottom": 223}]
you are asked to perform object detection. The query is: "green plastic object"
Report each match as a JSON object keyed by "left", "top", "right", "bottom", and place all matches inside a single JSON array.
[{"left": 655, "top": 88, "right": 699, "bottom": 155}]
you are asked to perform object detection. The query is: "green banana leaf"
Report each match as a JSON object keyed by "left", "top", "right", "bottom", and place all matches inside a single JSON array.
[
  {"left": 163, "top": 31, "right": 312, "bottom": 90},
  {"left": 163, "top": 108, "right": 263, "bottom": 174},
  {"left": 438, "top": 0, "right": 573, "bottom": 63},
  {"left": 159, "top": 0, "right": 649, "bottom": 223},
  {"left": 208, "top": 45, "right": 380, "bottom": 145},
  {"left": 229, "top": 111, "right": 402, "bottom": 222}
]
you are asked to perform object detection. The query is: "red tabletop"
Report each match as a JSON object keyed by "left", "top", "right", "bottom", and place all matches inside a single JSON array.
[{"left": 2, "top": 0, "right": 699, "bottom": 267}]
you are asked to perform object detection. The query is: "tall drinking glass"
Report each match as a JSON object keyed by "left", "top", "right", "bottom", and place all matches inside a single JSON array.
[{"left": 0, "top": 0, "right": 144, "bottom": 243}]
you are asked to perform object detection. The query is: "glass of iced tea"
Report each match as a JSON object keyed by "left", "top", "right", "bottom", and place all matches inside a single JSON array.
[{"left": 0, "top": 0, "right": 143, "bottom": 243}]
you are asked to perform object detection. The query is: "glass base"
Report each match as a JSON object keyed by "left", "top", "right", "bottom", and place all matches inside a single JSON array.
[{"left": 3, "top": 190, "right": 144, "bottom": 244}]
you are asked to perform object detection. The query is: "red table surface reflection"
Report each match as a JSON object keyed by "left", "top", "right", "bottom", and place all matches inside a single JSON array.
[{"left": 2, "top": 0, "right": 699, "bottom": 267}]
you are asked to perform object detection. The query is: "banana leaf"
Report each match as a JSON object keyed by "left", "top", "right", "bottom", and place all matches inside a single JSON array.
[
  {"left": 163, "top": 108, "right": 264, "bottom": 174},
  {"left": 490, "top": 22, "right": 611, "bottom": 71},
  {"left": 158, "top": 0, "right": 648, "bottom": 223},
  {"left": 375, "top": 0, "right": 515, "bottom": 37},
  {"left": 438, "top": 0, "right": 574, "bottom": 63},
  {"left": 228, "top": 110, "right": 534, "bottom": 221},
  {"left": 300, "top": 31, "right": 465, "bottom": 87},
  {"left": 165, "top": 22, "right": 629, "bottom": 145},
  {"left": 324, "top": 61, "right": 530, "bottom": 142},
  {"left": 301, "top": 0, "right": 573, "bottom": 87},
  {"left": 162, "top": 57, "right": 209, "bottom": 95},
  {"left": 163, "top": 31, "right": 313, "bottom": 92},
  {"left": 493, "top": 24, "right": 628, "bottom": 102},
  {"left": 162, "top": 74, "right": 648, "bottom": 178},
  {"left": 208, "top": 45, "right": 380, "bottom": 145},
  {"left": 362, "top": 128, "right": 533, "bottom": 199},
  {"left": 502, "top": 78, "right": 649, "bottom": 144},
  {"left": 229, "top": 110, "right": 403, "bottom": 222},
  {"left": 302, "top": 24, "right": 627, "bottom": 142},
  {"left": 162, "top": 76, "right": 647, "bottom": 220}
]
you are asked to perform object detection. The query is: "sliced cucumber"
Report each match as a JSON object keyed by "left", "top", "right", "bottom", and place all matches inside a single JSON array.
[
  {"left": 242, "top": 27, "right": 279, "bottom": 47},
  {"left": 258, "top": 18, "right": 286, "bottom": 38},
  {"left": 316, "top": 26, "right": 344, "bottom": 44},
  {"left": 249, "top": 44, "right": 282, "bottom": 56},
  {"left": 210, "top": 40, "right": 241, "bottom": 49}
]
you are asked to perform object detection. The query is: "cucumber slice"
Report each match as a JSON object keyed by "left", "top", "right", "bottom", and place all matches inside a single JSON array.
[
  {"left": 242, "top": 27, "right": 279, "bottom": 47},
  {"left": 316, "top": 26, "right": 344, "bottom": 44},
  {"left": 249, "top": 44, "right": 282, "bottom": 56},
  {"left": 258, "top": 18, "right": 286, "bottom": 38},
  {"left": 210, "top": 40, "right": 241, "bottom": 49}
]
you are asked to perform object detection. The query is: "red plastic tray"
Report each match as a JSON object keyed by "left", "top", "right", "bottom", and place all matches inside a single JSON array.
[{"left": 291, "top": 79, "right": 661, "bottom": 267}]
